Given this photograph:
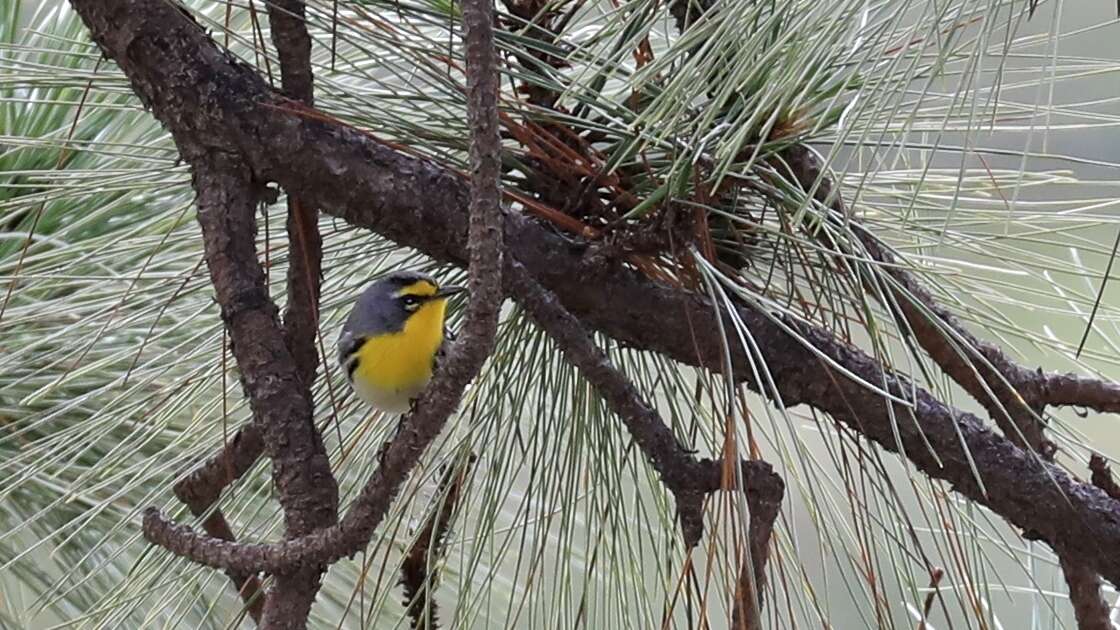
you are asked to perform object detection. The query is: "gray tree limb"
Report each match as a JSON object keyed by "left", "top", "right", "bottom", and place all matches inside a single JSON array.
[{"left": 69, "top": 0, "right": 1120, "bottom": 596}]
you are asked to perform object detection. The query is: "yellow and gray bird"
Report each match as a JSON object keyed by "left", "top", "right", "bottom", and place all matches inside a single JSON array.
[{"left": 338, "top": 271, "right": 465, "bottom": 413}]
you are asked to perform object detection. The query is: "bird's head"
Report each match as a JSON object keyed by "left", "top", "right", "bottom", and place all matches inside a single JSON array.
[{"left": 356, "top": 270, "right": 466, "bottom": 333}]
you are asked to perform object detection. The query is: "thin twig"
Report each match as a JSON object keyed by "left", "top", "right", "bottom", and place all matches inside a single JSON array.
[
  {"left": 173, "top": 426, "right": 264, "bottom": 510},
  {"left": 506, "top": 260, "right": 784, "bottom": 626},
  {"left": 266, "top": 0, "right": 322, "bottom": 388},
  {"left": 731, "top": 478, "right": 781, "bottom": 630},
  {"left": 171, "top": 424, "right": 266, "bottom": 621},
  {"left": 193, "top": 508, "right": 266, "bottom": 621},
  {"left": 506, "top": 260, "right": 785, "bottom": 544},
  {"left": 1075, "top": 227, "right": 1119, "bottom": 358},
  {"left": 399, "top": 455, "right": 475, "bottom": 630},
  {"left": 916, "top": 568, "right": 944, "bottom": 630},
  {"left": 1090, "top": 455, "right": 1120, "bottom": 502}
]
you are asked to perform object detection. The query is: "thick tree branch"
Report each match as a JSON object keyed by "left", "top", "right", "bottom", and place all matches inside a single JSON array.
[
  {"left": 143, "top": 0, "right": 503, "bottom": 592},
  {"left": 782, "top": 146, "right": 1043, "bottom": 445},
  {"left": 782, "top": 146, "right": 1118, "bottom": 442},
  {"left": 261, "top": 2, "right": 330, "bottom": 626},
  {"left": 681, "top": 2, "right": 1109, "bottom": 621},
  {"left": 154, "top": 0, "right": 500, "bottom": 621},
  {"left": 166, "top": 9, "right": 326, "bottom": 603},
  {"left": 780, "top": 144, "right": 1115, "bottom": 627},
  {"left": 191, "top": 156, "right": 339, "bottom": 629},
  {"left": 70, "top": 0, "right": 1120, "bottom": 591}
]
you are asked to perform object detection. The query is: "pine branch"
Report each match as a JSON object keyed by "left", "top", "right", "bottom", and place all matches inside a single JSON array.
[
  {"left": 70, "top": 0, "right": 1120, "bottom": 602},
  {"left": 267, "top": 0, "right": 324, "bottom": 390},
  {"left": 399, "top": 455, "right": 474, "bottom": 630},
  {"left": 193, "top": 155, "right": 339, "bottom": 629},
  {"left": 777, "top": 144, "right": 1114, "bottom": 629},
  {"left": 260, "top": 2, "right": 331, "bottom": 626},
  {"left": 506, "top": 260, "right": 784, "bottom": 624}
]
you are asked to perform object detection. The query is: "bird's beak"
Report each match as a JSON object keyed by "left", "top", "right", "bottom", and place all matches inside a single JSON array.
[{"left": 434, "top": 285, "right": 467, "bottom": 299}]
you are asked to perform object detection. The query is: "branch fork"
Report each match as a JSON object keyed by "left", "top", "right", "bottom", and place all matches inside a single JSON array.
[{"left": 62, "top": 0, "right": 1120, "bottom": 627}]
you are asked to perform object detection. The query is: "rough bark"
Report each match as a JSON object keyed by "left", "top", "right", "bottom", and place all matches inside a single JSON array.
[
  {"left": 191, "top": 156, "right": 339, "bottom": 628},
  {"left": 1060, "top": 557, "right": 1113, "bottom": 630},
  {"left": 262, "top": 2, "right": 330, "bottom": 626},
  {"left": 268, "top": 0, "right": 323, "bottom": 390},
  {"left": 780, "top": 121, "right": 1114, "bottom": 630},
  {"left": 70, "top": 0, "right": 1120, "bottom": 603},
  {"left": 142, "top": 261, "right": 787, "bottom": 609}
]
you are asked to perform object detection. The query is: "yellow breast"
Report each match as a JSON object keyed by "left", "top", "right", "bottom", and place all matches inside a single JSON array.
[{"left": 352, "top": 299, "right": 447, "bottom": 411}]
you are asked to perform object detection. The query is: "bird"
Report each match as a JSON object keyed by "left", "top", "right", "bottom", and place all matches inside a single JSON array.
[{"left": 338, "top": 270, "right": 466, "bottom": 413}]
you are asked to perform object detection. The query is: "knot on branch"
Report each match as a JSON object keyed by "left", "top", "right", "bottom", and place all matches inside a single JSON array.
[{"left": 688, "top": 458, "right": 784, "bottom": 501}]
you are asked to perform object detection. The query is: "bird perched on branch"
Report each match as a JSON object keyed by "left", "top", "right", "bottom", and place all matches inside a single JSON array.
[{"left": 338, "top": 271, "right": 465, "bottom": 413}]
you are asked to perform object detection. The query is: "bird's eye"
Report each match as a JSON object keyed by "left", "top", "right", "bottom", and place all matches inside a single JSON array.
[{"left": 401, "top": 295, "right": 421, "bottom": 310}]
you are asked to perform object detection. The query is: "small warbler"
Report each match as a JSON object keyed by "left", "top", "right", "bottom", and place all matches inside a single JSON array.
[{"left": 338, "top": 271, "right": 465, "bottom": 413}]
